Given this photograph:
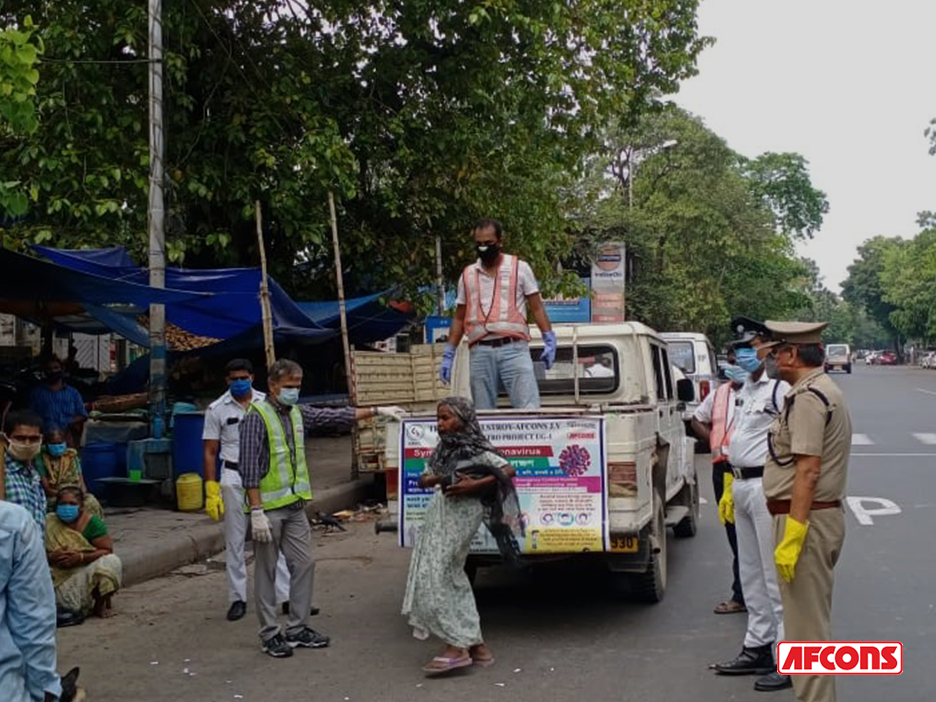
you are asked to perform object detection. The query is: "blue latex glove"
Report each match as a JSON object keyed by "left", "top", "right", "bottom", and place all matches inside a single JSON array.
[
  {"left": 541, "top": 330, "right": 557, "bottom": 370},
  {"left": 440, "top": 345, "right": 457, "bottom": 383}
]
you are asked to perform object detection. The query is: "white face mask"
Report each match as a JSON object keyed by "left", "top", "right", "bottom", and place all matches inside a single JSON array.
[{"left": 3, "top": 433, "right": 42, "bottom": 462}]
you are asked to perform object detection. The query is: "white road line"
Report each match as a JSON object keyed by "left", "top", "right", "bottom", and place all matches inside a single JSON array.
[
  {"left": 851, "top": 453, "right": 936, "bottom": 457},
  {"left": 913, "top": 433, "right": 936, "bottom": 445},
  {"left": 851, "top": 433, "right": 874, "bottom": 446},
  {"left": 916, "top": 388, "right": 936, "bottom": 396}
]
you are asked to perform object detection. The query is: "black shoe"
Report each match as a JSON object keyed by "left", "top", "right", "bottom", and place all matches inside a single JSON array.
[
  {"left": 226, "top": 601, "right": 247, "bottom": 621},
  {"left": 281, "top": 602, "right": 320, "bottom": 616},
  {"left": 261, "top": 634, "right": 294, "bottom": 658},
  {"left": 56, "top": 606, "right": 84, "bottom": 628},
  {"left": 285, "top": 627, "right": 330, "bottom": 649},
  {"left": 755, "top": 671, "right": 793, "bottom": 691},
  {"left": 713, "top": 645, "right": 774, "bottom": 675}
]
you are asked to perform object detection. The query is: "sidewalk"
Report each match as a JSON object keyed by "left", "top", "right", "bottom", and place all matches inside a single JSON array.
[{"left": 107, "top": 435, "right": 375, "bottom": 588}]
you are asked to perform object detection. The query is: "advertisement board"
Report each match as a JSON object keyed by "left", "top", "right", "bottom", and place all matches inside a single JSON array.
[{"left": 399, "top": 415, "right": 608, "bottom": 555}]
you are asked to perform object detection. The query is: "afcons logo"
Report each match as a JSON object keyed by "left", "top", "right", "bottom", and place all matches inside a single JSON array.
[{"left": 777, "top": 642, "right": 902, "bottom": 675}]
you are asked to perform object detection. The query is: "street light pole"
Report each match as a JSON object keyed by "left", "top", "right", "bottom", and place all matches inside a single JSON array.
[{"left": 147, "top": 0, "right": 166, "bottom": 436}]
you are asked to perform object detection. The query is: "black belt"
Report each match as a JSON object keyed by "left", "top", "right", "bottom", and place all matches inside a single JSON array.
[
  {"left": 731, "top": 466, "right": 764, "bottom": 480},
  {"left": 223, "top": 461, "right": 239, "bottom": 470},
  {"left": 473, "top": 336, "right": 522, "bottom": 348}
]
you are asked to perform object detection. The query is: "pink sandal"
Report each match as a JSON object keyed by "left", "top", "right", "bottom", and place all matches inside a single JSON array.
[{"left": 423, "top": 655, "right": 473, "bottom": 676}]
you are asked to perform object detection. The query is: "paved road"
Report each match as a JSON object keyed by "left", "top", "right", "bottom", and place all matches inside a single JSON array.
[{"left": 58, "top": 366, "right": 935, "bottom": 701}]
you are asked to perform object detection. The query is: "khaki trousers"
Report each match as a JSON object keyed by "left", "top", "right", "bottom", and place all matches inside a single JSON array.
[{"left": 773, "top": 507, "right": 845, "bottom": 702}]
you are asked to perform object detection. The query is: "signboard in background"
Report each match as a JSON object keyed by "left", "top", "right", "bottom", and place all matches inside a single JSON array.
[
  {"left": 424, "top": 316, "right": 452, "bottom": 344},
  {"left": 542, "top": 277, "right": 592, "bottom": 323},
  {"left": 591, "top": 243, "right": 626, "bottom": 323},
  {"left": 399, "top": 416, "right": 608, "bottom": 555}
]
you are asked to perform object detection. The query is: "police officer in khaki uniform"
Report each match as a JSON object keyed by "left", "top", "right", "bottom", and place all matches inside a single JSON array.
[{"left": 759, "top": 321, "right": 852, "bottom": 702}]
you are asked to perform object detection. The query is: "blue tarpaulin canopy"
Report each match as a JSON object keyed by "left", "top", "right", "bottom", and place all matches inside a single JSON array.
[{"left": 32, "top": 246, "right": 412, "bottom": 347}]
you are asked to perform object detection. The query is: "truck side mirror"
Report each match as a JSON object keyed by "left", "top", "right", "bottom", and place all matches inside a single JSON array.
[{"left": 676, "top": 378, "right": 695, "bottom": 403}]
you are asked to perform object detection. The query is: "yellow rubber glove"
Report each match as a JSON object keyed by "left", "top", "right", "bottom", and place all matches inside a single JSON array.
[
  {"left": 205, "top": 480, "right": 224, "bottom": 522},
  {"left": 718, "top": 473, "right": 735, "bottom": 525},
  {"left": 775, "top": 516, "right": 809, "bottom": 583}
]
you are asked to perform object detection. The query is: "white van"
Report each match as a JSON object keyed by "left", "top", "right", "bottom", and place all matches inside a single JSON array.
[
  {"left": 825, "top": 344, "right": 852, "bottom": 374},
  {"left": 660, "top": 332, "right": 718, "bottom": 427}
]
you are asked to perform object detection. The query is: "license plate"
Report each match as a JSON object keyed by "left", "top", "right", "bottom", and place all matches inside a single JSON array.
[{"left": 610, "top": 535, "right": 639, "bottom": 553}]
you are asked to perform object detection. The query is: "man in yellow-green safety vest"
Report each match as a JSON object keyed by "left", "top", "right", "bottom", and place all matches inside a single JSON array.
[{"left": 238, "top": 358, "right": 406, "bottom": 658}]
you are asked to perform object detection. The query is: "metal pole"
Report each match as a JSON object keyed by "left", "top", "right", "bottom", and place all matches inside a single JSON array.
[
  {"left": 435, "top": 235, "right": 445, "bottom": 316},
  {"left": 147, "top": 0, "right": 166, "bottom": 438},
  {"left": 255, "top": 201, "right": 276, "bottom": 371},
  {"left": 328, "top": 192, "right": 358, "bottom": 480}
]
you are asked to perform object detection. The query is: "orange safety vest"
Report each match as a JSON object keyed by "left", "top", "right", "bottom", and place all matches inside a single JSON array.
[
  {"left": 462, "top": 254, "right": 530, "bottom": 346},
  {"left": 710, "top": 381, "right": 736, "bottom": 464}
]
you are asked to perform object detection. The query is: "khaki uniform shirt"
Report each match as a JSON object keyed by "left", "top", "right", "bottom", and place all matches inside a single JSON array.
[{"left": 764, "top": 368, "right": 852, "bottom": 502}]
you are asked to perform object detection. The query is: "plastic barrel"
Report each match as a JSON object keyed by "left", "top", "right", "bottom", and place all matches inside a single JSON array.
[
  {"left": 81, "top": 442, "right": 123, "bottom": 485},
  {"left": 175, "top": 473, "right": 204, "bottom": 512},
  {"left": 172, "top": 412, "right": 206, "bottom": 479}
]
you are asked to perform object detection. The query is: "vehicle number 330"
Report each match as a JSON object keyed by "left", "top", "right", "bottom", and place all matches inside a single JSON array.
[{"left": 610, "top": 535, "right": 639, "bottom": 553}]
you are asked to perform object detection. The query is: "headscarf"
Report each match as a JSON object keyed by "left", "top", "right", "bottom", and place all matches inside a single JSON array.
[{"left": 429, "top": 396, "right": 524, "bottom": 564}]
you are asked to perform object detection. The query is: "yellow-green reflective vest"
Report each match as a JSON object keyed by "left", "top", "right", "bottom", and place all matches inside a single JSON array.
[{"left": 249, "top": 399, "right": 312, "bottom": 510}]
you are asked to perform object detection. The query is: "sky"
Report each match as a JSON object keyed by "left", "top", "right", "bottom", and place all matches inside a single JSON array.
[{"left": 677, "top": 0, "right": 936, "bottom": 291}]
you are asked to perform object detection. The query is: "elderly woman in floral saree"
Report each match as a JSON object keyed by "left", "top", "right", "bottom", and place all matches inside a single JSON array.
[
  {"left": 402, "top": 397, "right": 522, "bottom": 676},
  {"left": 36, "top": 427, "right": 103, "bottom": 519},
  {"left": 46, "top": 486, "right": 121, "bottom": 619}
]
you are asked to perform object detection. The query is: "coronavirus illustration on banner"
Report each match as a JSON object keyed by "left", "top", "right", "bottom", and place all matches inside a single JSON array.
[{"left": 399, "top": 416, "right": 609, "bottom": 554}]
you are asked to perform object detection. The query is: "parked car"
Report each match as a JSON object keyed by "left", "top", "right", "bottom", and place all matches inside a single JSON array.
[
  {"left": 661, "top": 332, "right": 718, "bottom": 438},
  {"left": 865, "top": 351, "right": 880, "bottom": 365},
  {"left": 877, "top": 351, "right": 898, "bottom": 366},
  {"left": 921, "top": 352, "right": 936, "bottom": 369}
]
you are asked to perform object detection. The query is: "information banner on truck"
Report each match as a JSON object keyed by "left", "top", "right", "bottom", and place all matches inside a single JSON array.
[{"left": 399, "top": 416, "right": 609, "bottom": 554}]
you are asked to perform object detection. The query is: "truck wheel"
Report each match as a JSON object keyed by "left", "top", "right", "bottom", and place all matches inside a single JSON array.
[
  {"left": 673, "top": 476, "right": 699, "bottom": 539},
  {"left": 635, "top": 490, "right": 667, "bottom": 603}
]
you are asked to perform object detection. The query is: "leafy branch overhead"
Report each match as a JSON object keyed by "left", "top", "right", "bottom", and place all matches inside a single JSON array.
[{"left": 0, "top": 0, "right": 710, "bottom": 300}]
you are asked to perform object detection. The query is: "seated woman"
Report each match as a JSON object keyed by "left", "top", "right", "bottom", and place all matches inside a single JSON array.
[
  {"left": 46, "top": 486, "right": 122, "bottom": 619},
  {"left": 36, "top": 427, "right": 104, "bottom": 519},
  {"left": 401, "top": 397, "right": 522, "bottom": 676}
]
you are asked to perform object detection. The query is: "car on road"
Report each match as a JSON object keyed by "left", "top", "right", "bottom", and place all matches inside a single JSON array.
[
  {"left": 825, "top": 343, "right": 852, "bottom": 374},
  {"left": 877, "top": 351, "right": 898, "bottom": 366},
  {"left": 920, "top": 351, "right": 936, "bottom": 369},
  {"left": 661, "top": 332, "right": 718, "bottom": 437}
]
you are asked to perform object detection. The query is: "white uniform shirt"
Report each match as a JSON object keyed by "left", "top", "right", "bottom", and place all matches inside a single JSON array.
[
  {"left": 202, "top": 388, "right": 266, "bottom": 464},
  {"left": 727, "top": 374, "right": 790, "bottom": 469},
  {"left": 693, "top": 383, "right": 737, "bottom": 427},
  {"left": 456, "top": 258, "right": 540, "bottom": 339}
]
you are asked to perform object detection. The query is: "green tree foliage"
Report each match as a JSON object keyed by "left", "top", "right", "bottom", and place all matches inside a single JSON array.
[
  {"left": 742, "top": 152, "right": 829, "bottom": 240},
  {"left": 879, "top": 228, "right": 936, "bottom": 343},
  {"left": 841, "top": 236, "right": 903, "bottom": 345},
  {"left": 0, "top": 15, "right": 41, "bottom": 217},
  {"left": 0, "top": 0, "right": 710, "bottom": 299},
  {"left": 576, "top": 106, "right": 826, "bottom": 346}
]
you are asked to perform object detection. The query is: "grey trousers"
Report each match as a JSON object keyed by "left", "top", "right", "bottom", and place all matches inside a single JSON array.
[{"left": 254, "top": 504, "right": 315, "bottom": 642}]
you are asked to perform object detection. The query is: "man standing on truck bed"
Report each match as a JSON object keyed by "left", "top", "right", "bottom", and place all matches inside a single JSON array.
[
  {"left": 712, "top": 319, "right": 792, "bottom": 693},
  {"left": 439, "top": 218, "right": 557, "bottom": 410},
  {"left": 690, "top": 347, "right": 746, "bottom": 617},
  {"left": 760, "top": 320, "right": 852, "bottom": 702}
]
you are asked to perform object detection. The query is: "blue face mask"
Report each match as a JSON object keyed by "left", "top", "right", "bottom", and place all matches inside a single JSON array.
[
  {"left": 47, "top": 443, "right": 68, "bottom": 457},
  {"left": 56, "top": 504, "right": 80, "bottom": 523},
  {"left": 724, "top": 365, "right": 749, "bottom": 384},
  {"left": 735, "top": 347, "right": 763, "bottom": 373},
  {"left": 229, "top": 379, "right": 252, "bottom": 397},
  {"left": 277, "top": 388, "right": 300, "bottom": 406}
]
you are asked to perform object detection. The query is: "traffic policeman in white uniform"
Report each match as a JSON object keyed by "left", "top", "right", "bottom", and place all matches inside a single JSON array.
[
  {"left": 713, "top": 320, "right": 792, "bottom": 692},
  {"left": 203, "top": 359, "right": 293, "bottom": 622}
]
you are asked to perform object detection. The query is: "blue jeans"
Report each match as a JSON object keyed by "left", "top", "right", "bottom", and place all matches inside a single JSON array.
[{"left": 469, "top": 340, "right": 541, "bottom": 410}]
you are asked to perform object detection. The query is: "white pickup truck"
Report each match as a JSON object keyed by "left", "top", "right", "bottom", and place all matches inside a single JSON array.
[{"left": 363, "top": 322, "right": 699, "bottom": 602}]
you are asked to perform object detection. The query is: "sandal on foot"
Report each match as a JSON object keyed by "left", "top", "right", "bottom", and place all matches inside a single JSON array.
[
  {"left": 423, "top": 655, "right": 473, "bottom": 677},
  {"left": 472, "top": 654, "right": 495, "bottom": 668},
  {"left": 714, "top": 600, "right": 746, "bottom": 615}
]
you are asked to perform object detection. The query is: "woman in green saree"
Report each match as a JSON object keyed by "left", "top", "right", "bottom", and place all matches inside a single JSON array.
[
  {"left": 36, "top": 427, "right": 103, "bottom": 519},
  {"left": 46, "top": 486, "right": 122, "bottom": 619}
]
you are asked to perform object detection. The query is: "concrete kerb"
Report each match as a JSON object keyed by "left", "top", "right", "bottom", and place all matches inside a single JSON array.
[{"left": 120, "top": 479, "right": 373, "bottom": 589}]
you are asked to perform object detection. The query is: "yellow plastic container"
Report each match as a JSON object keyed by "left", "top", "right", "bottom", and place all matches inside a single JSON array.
[{"left": 176, "top": 473, "right": 204, "bottom": 512}]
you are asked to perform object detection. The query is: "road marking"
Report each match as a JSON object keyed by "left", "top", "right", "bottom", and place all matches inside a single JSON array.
[
  {"left": 851, "top": 453, "right": 936, "bottom": 457},
  {"left": 851, "top": 433, "right": 874, "bottom": 445},
  {"left": 913, "top": 433, "right": 936, "bottom": 445},
  {"left": 916, "top": 388, "right": 936, "bottom": 396},
  {"left": 846, "top": 497, "right": 901, "bottom": 526}
]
